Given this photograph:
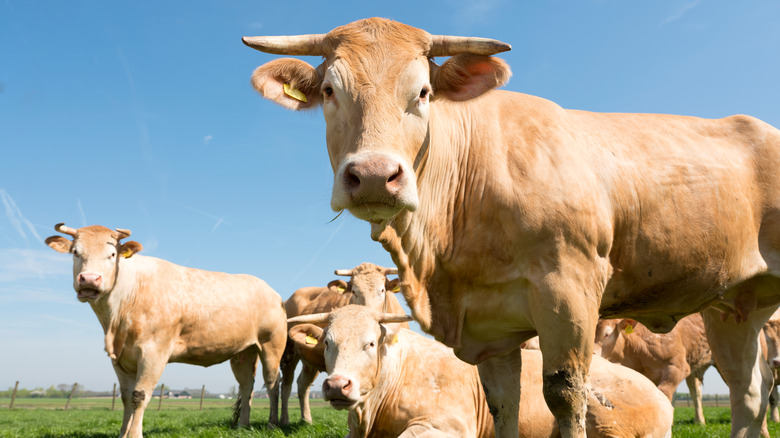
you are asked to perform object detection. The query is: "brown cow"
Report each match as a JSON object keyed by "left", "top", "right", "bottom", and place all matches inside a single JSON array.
[
  {"left": 289, "top": 305, "right": 673, "bottom": 438},
  {"left": 763, "top": 309, "right": 780, "bottom": 422},
  {"left": 245, "top": 17, "right": 780, "bottom": 437},
  {"left": 595, "top": 315, "right": 715, "bottom": 425},
  {"left": 45, "top": 223, "right": 287, "bottom": 438},
  {"left": 280, "top": 262, "right": 407, "bottom": 424}
]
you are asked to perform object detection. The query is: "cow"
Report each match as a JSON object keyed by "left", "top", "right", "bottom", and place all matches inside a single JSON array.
[
  {"left": 243, "top": 17, "right": 780, "bottom": 437},
  {"left": 764, "top": 309, "right": 780, "bottom": 422},
  {"left": 595, "top": 315, "right": 715, "bottom": 425},
  {"left": 45, "top": 223, "right": 287, "bottom": 438},
  {"left": 289, "top": 305, "right": 673, "bottom": 438},
  {"left": 280, "top": 262, "right": 407, "bottom": 424}
]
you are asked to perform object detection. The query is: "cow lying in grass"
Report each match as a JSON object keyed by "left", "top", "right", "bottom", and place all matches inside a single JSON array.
[
  {"left": 289, "top": 305, "right": 673, "bottom": 438},
  {"left": 45, "top": 223, "right": 287, "bottom": 438}
]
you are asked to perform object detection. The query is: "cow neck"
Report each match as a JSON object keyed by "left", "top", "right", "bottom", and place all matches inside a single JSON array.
[
  {"left": 376, "top": 100, "right": 474, "bottom": 338},
  {"left": 348, "top": 330, "right": 407, "bottom": 437}
]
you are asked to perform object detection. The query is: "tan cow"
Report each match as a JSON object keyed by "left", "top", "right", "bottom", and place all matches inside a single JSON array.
[
  {"left": 245, "top": 17, "right": 780, "bottom": 437},
  {"left": 595, "top": 315, "right": 714, "bottom": 425},
  {"left": 289, "top": 305, "right": 673, "bottom": 438},
  {"left": 280, "top": 262, "right": 407, "bottom": 424},
  {"left": 45, "top": 223, "right": 287, "bottom": 438},
  {"left": 763, "top": 309, "right": 780, "bottom": 422}
]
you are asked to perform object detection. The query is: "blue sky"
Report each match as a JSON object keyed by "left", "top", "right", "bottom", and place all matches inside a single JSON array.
[{"left": 2, "top": 1, "right": 779, "bottom": 395}]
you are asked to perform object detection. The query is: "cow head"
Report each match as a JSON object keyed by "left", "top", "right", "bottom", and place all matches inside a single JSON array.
[
  {"left": 287, "top": 305, "right": 412, "bottom": 409},
  {"left": 334, "top": 262, "right": 400, "bottom": 311},
  {"left": 764, "top": 317, "right": 780, "bottom": 369},
  {"left": 245, "top": 18, "right": 511, "bottom": 231},
  {"left": 594, "top": 319, "right": 633, "bottom": 358},
  {"left": 45, "top": 223, "right": 143, "bottom": 302}
]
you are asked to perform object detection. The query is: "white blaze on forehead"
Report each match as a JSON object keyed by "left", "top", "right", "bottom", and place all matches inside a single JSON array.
[{"left": 397, "top": 59, "right": 430, "bottom": 103}]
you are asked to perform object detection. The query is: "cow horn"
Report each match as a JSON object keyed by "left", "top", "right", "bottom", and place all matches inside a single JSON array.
[
  {"left": 429, "top": 35, "right": 511, "bottom": 57},
  {"left": 288, "top": 313, "right": 330, "bottom": 325},
  {"left": 115, "top": 228, "right": 132, "bottom": 240},
  {"left": 54, "top": 223, "right": 78, "bottom": 237},
  {"left": 378, "top": 313, "right": 414, "bottom": 324},
  {"left": 334, "top": 269, "right": 354, "bottom": 276},
  {"left": 381, "top": 267, "right": 398, "bottom": 275},
  {"left": 242, "top": 34, "right": 326, "bottom": 56}
]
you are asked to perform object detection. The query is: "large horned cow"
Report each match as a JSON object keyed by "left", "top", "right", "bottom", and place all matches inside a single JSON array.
[{"left": 245, "top": 17, "right": 780, "bottom": 437}]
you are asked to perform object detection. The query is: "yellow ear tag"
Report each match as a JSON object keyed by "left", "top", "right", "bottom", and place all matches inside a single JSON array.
[
  {"left": 390, "top": 334, "right": 399, "bottom": 345},
  {"left": 337, "top": 286, "right": 346, "bottom": 292},
  {"left": 283, "top": 83, "right": 307, "bottom": 103},
  {"left": 305, "top": 335, "right": 318, "bottom": 345},
  {"left": 122, "top": 249, "right": 133, "bottom": 258},
  {"left": 391, "top": 285, "right": 400, "bottom": 292},
  {"left": 624, "top": 324, "right": 634, "bottom": 335}
]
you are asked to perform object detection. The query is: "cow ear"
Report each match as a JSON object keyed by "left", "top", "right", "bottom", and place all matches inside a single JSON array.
[
  {"left": 328, "top": 279, "right": 349, "bottom": 294},
  {"left": 385, "top": 278, "right": 401, "bottom": 293},
  {"left": 251, "top": 58, "right": 322, "bottom": 110},
  {"left": 45, "top": 236, "right": 72, "bottom": 253},
  {"left": 431, "top": 54, "right": 511, "bottom": 102},
  {"left": 618, "top": 319, "right": 637, "bottom": 334},
  {"left": 119, "top": 241, "right": 143, "bottom": 258},
  {"left": 289, "top": 324, "right": 325, "bottom": 348}
]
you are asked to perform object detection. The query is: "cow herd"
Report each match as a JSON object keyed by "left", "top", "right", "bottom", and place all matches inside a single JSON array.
[{"left": 41, "top": 16, "right": 780, "bottom": 438}]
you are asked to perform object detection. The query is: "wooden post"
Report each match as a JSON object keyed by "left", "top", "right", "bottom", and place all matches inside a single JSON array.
[
  {"left": 64, "top": 383, "right": 78, "bottom": 410},
  {"left": 199, "top": 385, "right": 205, "bottom": 411},
  {"left": 111, "top": 383, "right": 117, "bottom": 411},
  {"left": 716, "top": 393, "right": 719, "bottom": 407},
  {"left": 9, "top": 381, "right": 19, "bottom": 410},
  {"left": 158, "top": 383, "right": 164, "bottom": 411}
]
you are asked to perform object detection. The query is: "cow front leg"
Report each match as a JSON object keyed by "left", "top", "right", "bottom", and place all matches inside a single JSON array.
[
  {"left": 126, "top": 356, "right": 167, "bottom": 438},
  {"left": 686, "top": 373, "right": 706, "bottom": 425},
  {"left": 702, "top": 306, "right": 775, "bottom": 438},
  {"left": 279, "top": 343, "right": 298, "bottom": 425},
  {"left": 113, "top": 365, "right": 136, "bottom": 438},
  {"left": 477, "top": 347, "right": 522, "bottom": 438},
  {"left": 297, "top": 362, "right": 319, "bottom": 423}
]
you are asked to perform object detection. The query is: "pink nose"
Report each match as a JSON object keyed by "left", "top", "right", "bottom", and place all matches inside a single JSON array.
[
  {"left": 78, "top": 272, "right": 103, "bottom": 288},
  {"left": 322, "top": 374, "right": 353, "bottom": 399},
  {"left": 772, "top": 358, "right": 780, "bottom": 368},
  {"left": 342, "top": 156, "right": 404, "bottom": 200}
]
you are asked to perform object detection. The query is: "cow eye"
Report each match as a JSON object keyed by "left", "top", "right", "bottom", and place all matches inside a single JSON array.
[
  {"left": 419, "top": 86, "right": 430, "bottom": 99},
  {"left": 109, "top": 252, "right": 116, "bottom": 259},
  {"left": 323, "top": 86, "right": 333, "bottom": 97},
  {"left": 366, "top": 341, "right": 376, "bottom": 350}
]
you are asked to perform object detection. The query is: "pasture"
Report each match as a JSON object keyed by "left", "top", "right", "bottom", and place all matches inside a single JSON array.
[{"left": 2, "top": 398, "right": 780, "bottom": 437}]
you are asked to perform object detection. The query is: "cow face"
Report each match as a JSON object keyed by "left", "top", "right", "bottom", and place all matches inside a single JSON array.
[
  {"left": 594, "top": 319, "right": 630, "bottom": 358},
  {"left": 288, "top": 305, "right": 410, "bottom": 409},
  {"left": 334, "top": 263, "right": 400, "bottom": 311},
  {"left": 45, "top": 223, "right": 142, "bottom": 302},
  {"left": 764, "top": 318, "right": 780, "bottom": 369},
  {"left": 246, "top": 18, "right": 511, "bottom": 229}
]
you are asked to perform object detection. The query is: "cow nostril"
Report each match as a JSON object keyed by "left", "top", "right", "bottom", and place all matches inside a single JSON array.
[
  {"left": 387, "top": 166, "right": 402, "bottom": 184},
  {"left": 322, "top": 380, "right": 331, "bottom": 392},
  {"left": 342, "top": 379, "right": 352, "bottom": 393}
]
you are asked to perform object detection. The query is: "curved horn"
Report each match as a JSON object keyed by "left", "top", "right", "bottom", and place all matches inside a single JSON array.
[
  {"left": 54, "top": 223, "right": 78, "bottom": 237},
  {"left": 381, "top": 267, "right": 399, "bottom": 276},
  {"left": 429, "top": 35, "right": 511, "bottom": 57},
  {"left": 288, "top": 313, "right": 330, "bottom": 325},
  {"left": 334, "top": 269, "right": 354, "bottom": 277},
  {"left": 378, "top": 313, "right": 414, "bottom": 324},
  {"left": 115, "top": 228, "right": 132, "bottom": 240},
  {"left": 242, "top": 34, "right": 326, "bottom": 56}
]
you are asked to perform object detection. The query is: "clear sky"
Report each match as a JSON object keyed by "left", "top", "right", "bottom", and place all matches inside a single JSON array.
[{"left": 2, "top": 0, "right": 779, "bottom": 396}]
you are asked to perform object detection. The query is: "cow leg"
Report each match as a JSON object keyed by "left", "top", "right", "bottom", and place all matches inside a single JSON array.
[
  {"left": 770, "top": 384, "right": 780, "bottom": 422},
  {"left": 126, "top": 356, "right": 167, "bottom": 438},
  {"left": 279, "top": 341, "right": 298, "bottom": 425},
  {"left": 229, "top": 348, "right": 258, "bottom": 428},
  {"left": 297, "top": 362, "right": 319, "bottom": 423},
  {"left": 477, "top": 347, "right": 522, "bottom": 438},
  {"left": 113, "top": 365, "right": 136, "bottom": 438},
  {"left": 702, "top": 306, "right": 775, "bottom": 438},
  {"left": 686, "top": 373, "right": 706, "bottom": 425},
  {"left": 257, "top": 340, "right": 283, "bottom": 427}
]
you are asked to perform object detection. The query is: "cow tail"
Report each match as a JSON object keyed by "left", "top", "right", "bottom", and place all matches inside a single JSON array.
[{"left": 230, "top": 394, "right": 241, "bottom": 428}]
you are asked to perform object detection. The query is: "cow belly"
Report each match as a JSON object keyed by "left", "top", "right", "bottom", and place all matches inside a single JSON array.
[{"left": 169, "top": 338, "right": 255, "bottom": 366}]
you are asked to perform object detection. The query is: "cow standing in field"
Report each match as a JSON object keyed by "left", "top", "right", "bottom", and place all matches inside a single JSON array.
[
  {"left": 244, "top": 17, "right": 780, "bottom": 437},
  {"left": 280, "top": 262, "right": 407, "bottom": 424},
  {"left": 289, "top": 305, "right": 673, "bottom": 438},
  {"left": 595, "top": 315, "right": 715, "bottom": 425},
  {"left": 45, "top": 223, "right": 287, "bottom": 438}
]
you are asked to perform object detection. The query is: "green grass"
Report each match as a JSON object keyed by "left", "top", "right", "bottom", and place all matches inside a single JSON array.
[{"left": 4, "top": 400, "right": 780, "bottom": 437}]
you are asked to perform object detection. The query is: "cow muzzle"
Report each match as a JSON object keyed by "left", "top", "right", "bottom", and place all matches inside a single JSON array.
[
  {"left": 322, "top": 374, "right": 358, "bottom": 409},
  {"left": 75, "top": 272, "right": 103, "bottom": 302},
  {"left": 331, "top": 152, "right": 418, "bottom": 222}
]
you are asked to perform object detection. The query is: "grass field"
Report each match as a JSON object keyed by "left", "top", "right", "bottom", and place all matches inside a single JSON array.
[{"left": 2, "top": 398, "right": 780, "bottom": 437}]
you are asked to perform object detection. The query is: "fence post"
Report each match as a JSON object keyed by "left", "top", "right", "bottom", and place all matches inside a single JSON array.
[
  {"left": 64, "top": 383, "right": 78, "bottom": 410},
  {"left": 716, "top": 393, "right": 719, "bottom": 407},
  {"left": 199, "top": 385, "right": 205, "bottom": 411},
  {"left": 9, "top": 381, "right": 19, "bottom": 410},
  {"left": 158, "top": 383, "right": 164, "bottom": 411},
  {"left": 111, "top": 383, "right": 117, "bottom": 411}
]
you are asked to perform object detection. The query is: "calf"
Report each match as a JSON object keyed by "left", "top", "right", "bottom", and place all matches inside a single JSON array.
[
  {"left": 595, "top": 314, "right": 714, "bottom": 425},
  {"left": 280, "top": 262, "right": 407, "bottom": 424},
  {"left": 290, "top": 305, "right": 673, "bottom": 438},
  {"left": 45, "top": 223, "right": 287, "bottom": 438}
]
